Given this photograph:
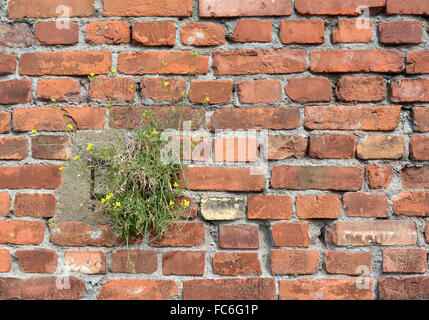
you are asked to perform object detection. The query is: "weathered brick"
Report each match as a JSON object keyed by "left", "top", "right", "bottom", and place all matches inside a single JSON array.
[
  {"left": 0, "top": 137, "right": 28, "bottom": 160},
  {"left": 386, "top": 0, "right": 429, "bottom": 15},
  {"left": 14, "top": 193, "right": 56, "bottom": 218},
  {"left": 383, "top": 249, "right": 427, "bottom": 273},
  {"left": 15, "top": 250, "right": 57, "bottom": 273},
  {"left": 209, "top": 107, "right": 300, "bottom": 131},
  {"left": 296, "top": 0, "right": 386, "bottom": 15},
  {"left": 201, "top": 197, "right": 245, "bottom": 221},
  {"left": 0, "top": 23, "right": 32, "bottom": 47},
  {"left": 9, "top": 0, "right": 94, "bottom": 18},
  {"left": 19, "top": 51, "right": 112, "bottom": 76},
  {"left": 0, "top": 112, "right": 11, "bottom": 133},
  {"left": 231, "top": 20, "right": 272, "bottom": 43},
  {"left": 0, "top": 250, "right": 10, "bottom": 272},
  {"left": 0, "top": 221, "right": 45, "bottom": 245},
  {"left": 310, "top": 50, "right": 403, "bottom": 73},
  {"left": 0, "top": 54, "right": 16, "bottom": 75},
  {"left": 238, "top": 80, "right": 282, "bottom": 104},
  {"left": 279, "top": 278, "right": 373, "bottom": 300},
  {"left": 65, "top": 251, "right": 106, "bottom": 274},
  {"left": 271, "top": 166, "right": 362, "bottom": 191},
  {"left": 35, "top": 21, "right": 79, "bottom": 45},
  {"left": 31, "top": 135, "right": 72, "bottom": 160},
  {"left": 272, "top": 222, "right": 310, "bottom": 247},
  {"left": 150, "top": 222, "right": 204, "bottom": 247},
  {"left": 285, "top": 77, "right": 332, "bottom": 102},
  {"left": 248, "top": 195, "right": 292, "bottom": 220},
  {"left": 406, "top": 51, "right": 429, "bottom": 74},
  {"left": 200, "top": 0, "right": 291, "bottom": 17},
  {"left": 379, "top": 21, "right": 422, "bottom": 44},
  {"left": 271, "top": 250, "right": 319, "bottom": 275},
  {"left": 141, "top": 78, "right": 186, "bottom": 102},
  {"left": 357, "top": 135, "right": 405, "bottom": 159},
  {"left": 391, "top": 79, "right": 429, "bottom": 102},
  {"left": 111, "top": 250, "right": 157, "bottom": 274},
  {"left": 379, "top": 276, "right": 429, "bottom": 300},
  {"left": 336, "top": 76, "right": 385, "bottom": 102},
  {"left": 401, "top": 167, "right": 429, "bottom": 189},
  {"left": 296, "top": 194, "right": 341, "bottom": 219},
  {"left": 36, "top": 79, "right": 81, "bottom": 103},
  {"left": 326, "top": 221, "right": 417, "bottom": 246},
  {"left": 325, "top": 251, "right": 372, "bottom": 275},
  {"left": 410, "top": 136, "right": 429, "bottom": 160},
  {"left": 181, "top": 22, "right": 225, "bottom": 46},
  {"left": 89, "top": 77, "right": 135, "bottom": 102},
  {"left": 343, "top": 192, "right": 388, "bottom": 217},
  {"left": 266, "top": 135, "right": 307, "bottom": 160},
  {"left": 366, "top": 164, "right": 393, "bottom": 189},
  {"left": 305, "top": 105, "right": 401, "bottom": 131},
  {"left": 212, "top": 252, "right": 262, "bottom": 276},
  {"left": 86, "top": 21, "right": 130, "bottom": 45},
  {"left": 0, "top": 165, "right": 62, "bottom": 190},
  {"left": 332, "top": 19, "right": 372, "bottom": 43},
  {"left": 0, "top": 193, "right": 10, "bottom": 217},
  {"left": 132, "top": 22, "right": 176, "bottom": 46},
  {"left": 309, "top": 134, "right": 355, "bottom": 159},
  {"left": 183, "top": 278, "right": 275, "bottom": 300},
  {"left": 103, "top": 0, "right": 192, "bottom": 17},
  {"left": 98, "top": 279, "right": 178, "bottom": 300},
  {"left": 219, "top": 225, "right": 259, "bottom": 249},
  {"left": 162, "top": 251, "right": 205, "bottom": 275},
  {"left": 281, "top": 20, "right": 324, "bottom": 44},
  {"left": 414, "top": 107, "right": 429, "bottom": 132},
  {"left": 393, "top": 192, "right": 429, "bottom": 216},
  {"left": 214, "top": 137, "right": 258, "bottom": 162},
  {"left": 0, "top": 79, "right": 32, "bottom": 104},
  {"left": 189, "top": 80, "right": 233, "bottom": 104}
]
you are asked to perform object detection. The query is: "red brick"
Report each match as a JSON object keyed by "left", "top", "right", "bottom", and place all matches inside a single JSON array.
[
  {"left": 162, "top": 251, "right": 205, "bottom": 275},
  {"left": 15, "top": 249, "right": 57, "bottom": 273},
  {"left": 141, "top": 78, "right": 186, "bottom": 102},
  {"left": 132, "top": 22, "right": 175, "bottom": 46},
  {"left": 13, "top": 107, "right": 106, "bottom": 132},
  {"left": 379, "top": 276, "right": 429, "bottom": 300},
  {"left": 212, "top": 252, "right": 262, "bottom": 276},
  {"left": 0, "top": 277, "right": 85, "bottom": 300},
  {"left": 296, "top": 194, "right": 341, "bottom": 219},
  {"left": 401, "top": 167, "right": 429, "bottom": 189},
  {"left": 9, "top": 0, "right": 94, "bottom": 18},
  {"left": 231, "top": 20, "right": 272, "bottom": 43},
  {"left": 393, "top": 192, "right": 429, "bottom": 216},
  {"left": 0, "top": 54, "right": 16, "bottom": 75},
  {"left": 343, "top": 192, "right": 388, "bottom": 218},
  {"left": 0, "top": 250, "right": 10, "bottom": 272},
  {"left": 118, "top": 51, "right": 209, "bottom": 75},
  {"left": 305, "top": 105, "right": 401, "bottom": 131},
  {"left": 281, "top": 20, "right": 324, "bottom": 44},
  {"left": 266, "top": 135, "right": 308, "bottom": 160},
  {"left": 426, "top": 223, "right": 429, "bottom": 243},
  {"left": 295, "top": 0, "right": 386, "bottom": 15},
  {"left": 310, "top": 50, "right": 402, "bottom": 73},
  {"left": 0, "top": 23, "right": 32, "bottom": 47},
  {"left": 111, "top": 250, "right": 157, "bottom": 274},
  {"left": 150, "top": 222, "right": 204, "bottom": 247},
  {"left": 0, "top": 221, "right": 45, "bottom": 245},
  {"left": 200, "top": 0, "right": 291, "bottom": 17},
  {"left": 0, "top": 112, "right": 11, "bottom": 133},
  {"left": 20, "top": 51, "right": 112, "bottom": 76},
  {"left": 35, "top": 21, "right": 79, "bottom": 45},
  {"left": 379, "top": 21, "right": 422, "bottom": 44},
  {"left": 0, "top": 165, "right": 62, "bottom": 190},
  {"left": 184, "top": 167, "right": 264, "bottom": 192},
  {"left": 98, "top": 279, "right": 178, "bottom": 300},
  {"left": 326, "top": 221, "right": 417, "bottom": 246},
  {"left": 86, "top": 21, "right": 130, "bottom": 45},
  {"left": 214, "top": 137, "right": 258, "bottom": 162},
  {"left": 357, "top": 135, "right": 405, "bottom": 160},
  {"left": 103, "top": 0, "right": 192, "bottom": 17},
  {"left": 410, "top": 136, "right": 429, "bottom": 160},
  {"left": 279, "top": 278, "right": 373, "bottom": 300},
  {"left": 272, "top": 222, "right": 310, "bottom": 247},
  {"left": 285, "top": 77, "right": 331, "bottom": 102},
  {"left": 14, "top": 193, "right": 56, "bottom": 218},
  {"left": 36, "top": 79, "right": 81, "bottom": 103},
  {"left": 309, "top": 134, "right": 355, "bottom": 159},
  {"left": 271, "top": 249, "right": 319, "bottom": 275},
  {"left": 365, "top": 164, "right": 393, "bottom": 189},
  {"left": 31, "top": 135, "right": 72, "bottom": 160},
  {"left": 213, "top": 49, "right": 306, "bottom": 75},
  {"left": 383, "top": 249, "right": 427, "bottom": 273},
  {"left": 406, "top": 51, "right": 429, "bottom": 74},
  {"left": 0, "top": 79, "right": 31, "bottom": 104},
  {"left": 189, "top": 80, "right": 233, "bottom": 104},
  {"left": 248, "top": 195, "right": 292, "bottom": 220},
  {"left": 89, "top": 77, "right": 135, "bottom": 102},
  {"left": 181, "top": 22, "right": 225, "bottom": 46},
  {"left": 386, "top": 0, "right": 429, "bottom": 15},
  {"left": 238, "top": 80, "right": 282, "bottom": 104},
  {"left": 391, "top": 79, "right": 429, "bottom": 102},
  {"left": 0, "top": 137, "right": 28, "bottom": 160},
  {"left": 271, "top": 166, "right": 362, "bottom": 191},
  {"left": 414, "top": 107, "right": 429, "bottom": 132},
  {"left": 65, "top": 251, "right": 106, "bottom": 274},
  {"left": 183, "top": 278, "right": 275, "bottom": 300},
  {"left": 219, "top": 225, "right": 259, "bottom": 249},
  {"left": 325, "top": 251, "right": 372, "bottom": 275},
  {"left": 0, "top": 193, "right": 10, "bottom": 217},
  {"left": 336, "top": 76, "right": 385, "bottom": 102},
  {"left": 333, "top": 19, "right": 372, "bottom": 43},
  {"left": 209, "top": 107, "right": 300, "bottom": 131}
]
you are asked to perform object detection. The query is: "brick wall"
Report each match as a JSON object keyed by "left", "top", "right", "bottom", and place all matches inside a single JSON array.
[{"left": 1, "top": 0, "right": 429, "bottom": 300}]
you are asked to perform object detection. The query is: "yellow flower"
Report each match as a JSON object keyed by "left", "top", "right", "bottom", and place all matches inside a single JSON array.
[
  {"left": 104, "top": 146, "right": 109, "bottom": 150},
  {"left": 89, "top": 72, "right": 95, "bottom": 77},
  {"left": 173, "top": 182, "right": 179, "bottom": 188},
  {"left": 101, "top": 198, "right": 106, "bottom": 203},
  {"left": 169, "top": 200, "right": 175, "bottom": 207},
  {"left": 204, "top": 96, "right": 210, "bottom": 103},
  {"left": 111, "top": 69, "right": 116, "bottom": 73},
  {"left": 114, "top": 202, "right": 121, "bottom": 207},
  {"left": 105, "top": 193, "right": 113, "bottom": 201},
  {"left": 59, "top": 167, "right": 64, "bottom": 172},
  {"left": 74, "top": 155, "right": 80, "bottom": 161},
  {"left": 67, "top": 124, "right": 73, "bottom": 130},
  {"left": 87, "top": 143, "right": 94, "bottom": 151},
  {"left": 181, "top": 199, "right": 190, "bottom": 209},
  {"left": 51, "top": 98, "right": 56, "bottom": 102},
  {"left": 152, "top": 130, "right": 159, "bottom": 135},
  {"left": 163, "top": 81, "right": 169, "bottom": 87},
  {"left": 31, "top": 129, "right": 37, "bottom": 134}
]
